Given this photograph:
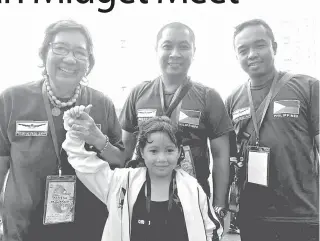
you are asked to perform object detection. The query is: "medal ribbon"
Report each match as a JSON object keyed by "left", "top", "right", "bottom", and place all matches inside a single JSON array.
[
  {"left": 159, "top": 76, "right": 191, "bottom": 123},
  {"left": 246, "top": 72, "right": 279, "bottom": 146}
]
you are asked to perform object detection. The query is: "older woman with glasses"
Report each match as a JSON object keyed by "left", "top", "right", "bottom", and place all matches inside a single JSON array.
[{"left": 0, "top": 20, "right": 124, "bottom": 241}]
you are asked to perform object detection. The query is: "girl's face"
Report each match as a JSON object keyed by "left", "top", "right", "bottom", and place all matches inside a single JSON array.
[{"left": 141, "top": 131, "right": 180, "bottom": 179}]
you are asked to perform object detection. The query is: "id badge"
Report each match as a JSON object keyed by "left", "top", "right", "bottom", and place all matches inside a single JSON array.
[
  {"left": 180, "top": 145, "right": 196, "bottom": 177},
  {"left": 247, "top": 146, "right": 270, "bottom": 187},
  {"left": 43, "top": 175, "right": 76, "bottom": 225}
]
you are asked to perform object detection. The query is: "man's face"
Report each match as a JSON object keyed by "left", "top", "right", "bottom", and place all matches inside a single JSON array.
[
  {"left": 156, "top": 27, "right": 195, "bottom": 78},
  {"left": 234, "top": 25, "right": 276, "bottom": 78}
]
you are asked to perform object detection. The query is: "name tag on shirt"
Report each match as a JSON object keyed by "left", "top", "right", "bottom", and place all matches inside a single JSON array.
[
  {"left": 232, "top": 107, "right": 251, "bottom": 122},
  {"left": 247, "top": 146, "right": 270, "bottom": 187},
  {"left": 43, "top": 175, "right": 76, "bottom": 225},
  {"left": 137, "top": 109, "right": 157, "bottom": 123},
  {"left": 16, "top": 121, "right": 48, "bottom": 136}
]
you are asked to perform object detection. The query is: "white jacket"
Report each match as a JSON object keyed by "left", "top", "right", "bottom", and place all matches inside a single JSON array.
[{"left": 62, "top": 132, "right": 223, "bottom": 241}]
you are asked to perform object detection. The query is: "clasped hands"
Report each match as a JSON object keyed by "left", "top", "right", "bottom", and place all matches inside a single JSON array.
[{"left": 63, "top": 104, "right": 107, "bottom": 151}]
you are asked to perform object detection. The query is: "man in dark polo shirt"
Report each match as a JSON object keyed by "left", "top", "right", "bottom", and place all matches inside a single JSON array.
[
  {"left": 226, "top": 19, "right": 319, "bottom": 241},
  {"left": 119, "top": 22, "right": 234, "bottom": 218}
]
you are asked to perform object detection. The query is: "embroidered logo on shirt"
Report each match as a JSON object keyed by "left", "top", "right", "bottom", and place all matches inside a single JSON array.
[
  {"left": 16, "top": 121, "right": 48, "bottom": 136},
  {"left": 178, "top": 109, "right": 201, "bottom": 128},
  {"left": 273, "top": 100, "right": 300, "bottom": 118},
  {"left": 137, "top": 109, "right": 157, "bottom": 123},
  {"left": 232, "top": 107, "right": 251, "bottom": 122}
]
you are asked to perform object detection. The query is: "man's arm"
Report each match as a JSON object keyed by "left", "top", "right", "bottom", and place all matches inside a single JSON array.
[
  {"left": 0, "top": 157, "right": 10, "bottom": 208},
  {"left": 122, "top": 130, "right": 138, "bottom": 164},
  {"left": 0, "top": 91, "right": 10, "bottom": 200},
  {"left": 0, "top": 157, "right": 9, "bottom": 189},
  {"left": 315, "top": 134, "right": 319, "bottom": 153},
  {"left": 210, "top": 133, "right": 230, "bottom": 207}
]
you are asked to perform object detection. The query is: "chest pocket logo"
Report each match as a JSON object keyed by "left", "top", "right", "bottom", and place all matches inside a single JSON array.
[
  {"left": 232, "top": 107, "right": 251, "bottom": 122},
  {"left": 273, "top": 100, "right": 300, "bottom": 118},
  {"left": 178, "top": 109, "right": 201, "bottom": 128}
]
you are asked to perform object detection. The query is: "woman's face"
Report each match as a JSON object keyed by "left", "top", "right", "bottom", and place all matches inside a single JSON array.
[
  {"left": 45, "top": 30, "right": 89, "bottom": 92},
  {"left": 141, "top": 131, "right": 180, "bottom": 179}
]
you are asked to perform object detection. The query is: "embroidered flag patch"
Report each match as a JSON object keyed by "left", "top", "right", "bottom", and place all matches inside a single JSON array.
[
  {"left": 178, "top": 109, "right": 201, "bottom": 128},
  {"left": 273, "top": 100, "right": 300, "bottom": 118}
]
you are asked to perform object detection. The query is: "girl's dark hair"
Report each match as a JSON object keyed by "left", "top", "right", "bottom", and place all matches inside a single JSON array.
[
  {"left": 39, "top": 19, "right": 95, "bottom": 76},
  {"left": 130, "top": 116, "right": 184, "bottom": 167}
]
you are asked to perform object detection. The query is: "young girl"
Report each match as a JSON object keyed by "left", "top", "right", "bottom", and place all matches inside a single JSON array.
[{"left": 62, "top": 109, "right": 223, "bottom": 241}]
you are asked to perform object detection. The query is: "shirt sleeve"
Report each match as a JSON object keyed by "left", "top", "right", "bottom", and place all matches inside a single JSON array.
[
  {"left": 0, "top": 90, "right": 11, "bottom": 157},
  {"left": 224, "top": 95, "right": 233, "bottom": 119},
  {"left": 105, "top": 96, "right": 125, "bottom": 151},
  {"left": 205, "top": 87, "right": 234, "bottom": 140},
  {"left": 119, "top": 86, "right": 139, "bottom": 133},
  {"left": 309, "top": 80, "right": 319, "bottom": 136},
  {"left": 225, "top": 96, "right": 238, "bottom": 157}
]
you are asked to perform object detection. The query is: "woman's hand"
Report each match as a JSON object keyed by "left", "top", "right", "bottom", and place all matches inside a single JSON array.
[{"left": 66, "top": 105, "right": 107, "bottom": 150}]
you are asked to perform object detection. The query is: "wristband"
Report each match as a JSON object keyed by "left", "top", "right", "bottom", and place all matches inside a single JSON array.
[{"left": 98, "top": 135, "right": 110, "bottom": 155}]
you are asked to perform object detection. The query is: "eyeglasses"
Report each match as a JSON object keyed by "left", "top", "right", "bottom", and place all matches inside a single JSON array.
[{"left": 49, "top": 42, "right": 89, "bottom": 61}]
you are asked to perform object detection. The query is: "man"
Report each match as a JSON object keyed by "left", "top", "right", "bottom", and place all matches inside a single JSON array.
[
  {"left": 226, "top": 19, "right": 319, "bottom": 241},
  {"left": 119, "top": 22, "right": 233, "bottom": 219}
]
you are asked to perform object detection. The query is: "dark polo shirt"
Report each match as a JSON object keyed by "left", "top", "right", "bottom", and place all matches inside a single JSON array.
[
  {"left": 119, "top": 77, "right": 233, "bottom": 197},
  {"left": 225, "top": 72, "right": 319, "bottom": 223},
  {"left": 0, "top": 80, "right": 123, "bottom": 241}
]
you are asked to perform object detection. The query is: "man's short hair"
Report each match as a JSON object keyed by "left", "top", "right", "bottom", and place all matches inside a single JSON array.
[
  {"left": 156, "top": 22, "right": 195, "bottom": 47},
  {"left": 233, "top": 19, "right": 276, "bottom": 47}
]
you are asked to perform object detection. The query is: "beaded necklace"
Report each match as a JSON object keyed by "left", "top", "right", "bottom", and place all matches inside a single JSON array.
[{"left": 44, "top": 76, "right": 81, "bottom": 116}]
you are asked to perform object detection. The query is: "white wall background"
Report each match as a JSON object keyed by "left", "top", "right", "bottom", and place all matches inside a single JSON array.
[{"left": 0, "top": 0, "right": 319, "bottom": 109}]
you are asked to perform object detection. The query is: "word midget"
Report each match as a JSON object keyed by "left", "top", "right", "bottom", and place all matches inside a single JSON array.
[{"left": 1, "top": 0, "right": 239, "bottom": 13}]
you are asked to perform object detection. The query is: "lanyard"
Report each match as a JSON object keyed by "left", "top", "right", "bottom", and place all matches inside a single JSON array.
[
  {"left": 145, "top": 170, "right": 176, "bottom": 224},
  {"left": 41, "top": 80, "right": 82, "bottom": 176},
  {"left": 159, "top": 76, "right": 189, "bottom": 123},
  {"left": 246, "top": 72, "right": 279, "bottom": 146}
]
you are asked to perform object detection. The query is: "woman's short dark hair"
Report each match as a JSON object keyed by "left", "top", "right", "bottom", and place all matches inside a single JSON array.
[
  {"left": 39, "top": 19, "right": 95, "bottom": 76},
  {"left": 133, "top": 116, "right": 184, "bottom": 167}
]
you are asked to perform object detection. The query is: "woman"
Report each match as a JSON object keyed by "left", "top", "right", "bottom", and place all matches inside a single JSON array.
[
  {"left": 0, "top": 20, "right": 124, "bottom": 241},
  {"left": 63, "top": 113, "right": 224, "bottom": 241}
]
